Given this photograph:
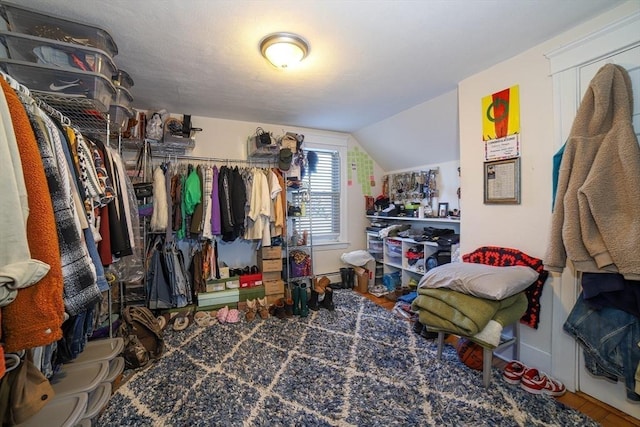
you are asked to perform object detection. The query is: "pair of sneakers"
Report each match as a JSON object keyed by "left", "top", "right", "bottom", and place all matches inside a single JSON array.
[{"left": 503, "top": 360, "right": 566, "bottom": 396}]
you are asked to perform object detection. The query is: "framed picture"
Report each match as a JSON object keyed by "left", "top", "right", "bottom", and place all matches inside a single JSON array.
[
  {"left": 484, "top": 157, "right": 521, "bottom": 204},
  {"left": 438, "top": 202, "right": 449, "bottom": 218}
]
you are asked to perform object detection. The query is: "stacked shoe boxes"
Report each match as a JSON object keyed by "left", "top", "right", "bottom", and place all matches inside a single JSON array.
[{"left": 259, "top": 246, "right": 285, "bottom": 304}]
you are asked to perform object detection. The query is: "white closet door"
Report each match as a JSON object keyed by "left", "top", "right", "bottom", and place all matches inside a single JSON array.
[
  {"left": 554, "top": 46, "right": 640, "bottom": 418},
  {"left": 573, "top": 45, "right": 640, "bottom": 417}
]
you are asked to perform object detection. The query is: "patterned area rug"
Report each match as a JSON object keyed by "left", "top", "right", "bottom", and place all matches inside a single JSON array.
[{"left": 98, "top": 290, "right": 597, "bottom": 426}]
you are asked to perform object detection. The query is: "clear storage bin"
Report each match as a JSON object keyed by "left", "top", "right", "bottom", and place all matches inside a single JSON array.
[
  {"left": 0, "top": 30, "right": 116, "bottom": 80},
  {"left": 112, "top": 68, "right": 133, "bottom": 88},
  {"left": 0, "top": 1, "right": 118, "bottom": 57},
  {"left": 112, "top": 85, "right": 132, "bottom": 107},
  {"left": 0, "top": 58, "right": 116, "bottom": 111},
  {"left": 108, "top": 103, "right": 134, "bottom": 133}
]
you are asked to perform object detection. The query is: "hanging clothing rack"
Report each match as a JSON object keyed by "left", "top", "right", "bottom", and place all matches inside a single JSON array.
[
  {"left": 166, "top": 155, "right": 277, "bottom": 165},
  {"left": 1, "top": 68, "right": 115, "bottom": 338}
]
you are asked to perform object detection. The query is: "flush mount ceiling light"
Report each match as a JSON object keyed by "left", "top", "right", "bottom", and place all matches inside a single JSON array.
[{"left": 260, "top": 32, "right": 309, "bottom": 69}]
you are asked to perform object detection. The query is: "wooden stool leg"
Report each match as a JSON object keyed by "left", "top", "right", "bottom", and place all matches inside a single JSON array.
[
  {"left": 436, "top": 332, "right": 445, "bottom": 360},
  {"left": 483, "top": 347, "right": 492, "bottom": 387}
]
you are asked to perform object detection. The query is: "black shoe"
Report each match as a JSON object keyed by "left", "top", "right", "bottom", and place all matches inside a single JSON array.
[
  {"left": 421, "top": 327, "right": 438, "bottom": 340},
  {"left": 413, "top": 321, "right": 424, "bottom": 334}
]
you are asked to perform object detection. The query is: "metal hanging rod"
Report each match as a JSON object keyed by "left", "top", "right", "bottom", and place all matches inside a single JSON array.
[{"left": 152, "top": 153, "right": 277, "bottom": 166}]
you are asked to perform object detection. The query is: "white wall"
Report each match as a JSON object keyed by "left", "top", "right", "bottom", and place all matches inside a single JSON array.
[
  {"left": 353, "top": 90, "right": 459, "bottom": 172},
  {"left": 457, "top": 1, "right": 640, "bottom": 376}
]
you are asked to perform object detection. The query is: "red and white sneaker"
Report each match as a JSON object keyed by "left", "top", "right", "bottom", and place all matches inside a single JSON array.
[
  {"left": 503, "top": 360, "right": 527, "bottom": 384},
  {"left": 520, "top": 368, "right": 566, "bottom": 396}
]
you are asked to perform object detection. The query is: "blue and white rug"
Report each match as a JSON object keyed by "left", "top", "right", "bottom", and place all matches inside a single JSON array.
[{"left": 98, "top": 290, "right": 597, "bottom": 426}]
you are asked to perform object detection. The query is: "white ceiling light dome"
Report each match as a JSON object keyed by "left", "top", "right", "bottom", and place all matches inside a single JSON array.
[{"left": 260, "top": 32, "right": 309, "bottom": 69}]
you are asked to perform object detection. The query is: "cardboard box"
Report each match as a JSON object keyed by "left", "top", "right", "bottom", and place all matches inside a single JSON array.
[
  {"left": 239, "top": 273, "right": 263, "bottom": 288},
  {"left": 260, "top": 258, "right": 282, "bottom": 272},
  {"left": 354, "top": 267, "right": 369, "bottom": 293},
  {"left": 198, "top": 302, "right": 237, "bottom": 311},
  {"left": 262, "top": 271, "right": 282, "bottom": 281},
  {"left": 219, "top": 267, "right": 230, "bottom": 279},
  {"left": 205, "top": 278, "right": 227, "bottom": 293},
  {"left": 238, "top": 285, "right": 265, "bottom": 302},
  {"left": 266, "top": 293, "right": 285, "bottom": 305},
  {"left": 226, "top": 279, "right": 240, "bottom": 289},
  {"left": 197, "top": 289, "right": 239, "bottom": 308},
  {"left": 259, "top": 246, "right": 282, "bottom": 260},
  {"left": 264, "top": 279, "right": 285, "bottom": 296}
]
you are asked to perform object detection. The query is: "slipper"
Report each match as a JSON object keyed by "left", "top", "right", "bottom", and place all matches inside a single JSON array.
[
  {"left": 217, "top": 306, "right": 229, "bottom": 324},
  {"left": 173, "top": 312, "right": 192, "bottom": 331},
  {"left": 194, "top": 311, "right": 211, "bottom": 327},
  {"left": 156, "top": 312, "right": 180, "bottom": 331},
  {"left": 226, "top": 309, "right": 241, "bottom": 324}
]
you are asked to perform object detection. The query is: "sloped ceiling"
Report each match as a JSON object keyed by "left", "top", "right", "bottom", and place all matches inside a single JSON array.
[{"left": 9, "top": 0, "right": 625, "bottom": 166}]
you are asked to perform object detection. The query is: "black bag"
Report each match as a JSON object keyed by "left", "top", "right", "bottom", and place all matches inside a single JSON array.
[
  {"left": 118, "top": 306, "right": 165, "bottom": 368},
  {"left": 255, "top": 127, "right": 272, "bottom": 146},
  {"left": 132, "top": 142, "right": 153, "bottom": 199},
  {"left": 133, "top": 182, "right": 153, "bottom": 199}
]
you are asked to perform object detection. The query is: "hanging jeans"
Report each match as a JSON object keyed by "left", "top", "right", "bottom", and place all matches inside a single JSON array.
[
  {"left": 564, "top": 293, "right": 640, "bottom": 401},
  {"left": 164, "top": 244, "right": 191, "bottom": 308}
]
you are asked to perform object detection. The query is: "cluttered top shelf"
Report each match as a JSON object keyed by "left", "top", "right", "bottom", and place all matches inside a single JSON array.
[{"left": 366, "top": 215, "right": 460, "bottom": 224}]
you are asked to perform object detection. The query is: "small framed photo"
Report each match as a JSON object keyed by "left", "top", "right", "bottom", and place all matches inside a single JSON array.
[
  {"left": 484, "top": 157, "right": 521, "bottom": 204},
  {"left": 438, "top": 202, "right": 449, "bottom": 218}
]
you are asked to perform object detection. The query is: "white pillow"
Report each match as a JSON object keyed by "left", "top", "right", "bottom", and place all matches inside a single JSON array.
[{"left": 418, "top": 262, "right": 538, "bottom": 300}]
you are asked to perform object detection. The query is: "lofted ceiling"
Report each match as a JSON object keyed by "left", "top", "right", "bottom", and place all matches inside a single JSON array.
[{"left": 11, "top": 0, "right": 624, "bottom": 136}]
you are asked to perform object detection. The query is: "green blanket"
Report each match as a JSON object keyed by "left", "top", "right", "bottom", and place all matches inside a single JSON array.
[{"left": 411, "top": 288, "right": 527, "bottom": 336}]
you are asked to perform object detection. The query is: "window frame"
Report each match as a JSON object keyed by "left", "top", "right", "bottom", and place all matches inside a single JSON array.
[{"left": 293, "top": 133, "right": 348, "bottom": 248}]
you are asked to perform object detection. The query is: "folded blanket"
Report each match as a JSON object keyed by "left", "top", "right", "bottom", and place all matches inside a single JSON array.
[
  {"left": 463, "top": 246, "right": 548, "bottom": 329},
  {"left": 412, "top": 287, "right": 527, "bottom": 337}
]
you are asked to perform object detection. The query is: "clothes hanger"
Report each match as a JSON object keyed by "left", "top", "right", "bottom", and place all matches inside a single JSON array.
[{"left": 3, "top": 350, "right": 25, "bottom": 373}]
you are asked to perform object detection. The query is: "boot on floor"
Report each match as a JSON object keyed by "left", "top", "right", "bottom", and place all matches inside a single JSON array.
[
  {"left": 315, "top": 276, "right": 331, "bottom": 294},
  {"left": 308, "top": 289, "right": 320, "bottom": 311},
  {"left": 299, "top": 283, "right": 309, "bottom": 317},
  {"left": 347, "top": 267, "right": 355, "bottom": 289},
  {"left": 292, "top": 282, "right": 301, "bottom": 315},
  {"left": 319, "top": 287, "right": 335, "bottom": 311},
  {"left": 339, "top": 267, "right": 349, "bottom": 289}
]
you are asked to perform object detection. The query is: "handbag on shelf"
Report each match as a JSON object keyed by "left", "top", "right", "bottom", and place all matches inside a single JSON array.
[{"left": 255, "top": 127, "right": 272, "bottom": 146}]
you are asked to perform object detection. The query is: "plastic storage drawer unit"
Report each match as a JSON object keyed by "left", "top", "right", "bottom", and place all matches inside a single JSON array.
[
  {"left": 0, "top": 30, "right": 117, "bottom": 80},
  {"left": 0, "top": 1, "right": 118, "bottom": 57},
  {"left": 0, "top": 58, "right": 116, "bottom": 111}
]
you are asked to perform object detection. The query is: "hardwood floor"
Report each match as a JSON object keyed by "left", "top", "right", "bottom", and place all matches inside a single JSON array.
[{"left": 360, "top": 291, "right": 640, "bottom": 426}]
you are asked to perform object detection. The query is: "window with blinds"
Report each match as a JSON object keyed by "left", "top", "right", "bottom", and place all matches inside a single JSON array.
[{"left": 291, "top": 149, "right": 341, "bottom": 242}]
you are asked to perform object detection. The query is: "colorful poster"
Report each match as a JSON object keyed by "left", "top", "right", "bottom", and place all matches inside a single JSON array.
[{"left": 481, "top": 85, "right": 520, "bottom": 161}]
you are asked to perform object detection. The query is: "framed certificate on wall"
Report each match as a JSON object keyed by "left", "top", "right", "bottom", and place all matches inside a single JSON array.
[{"left": 484, "top": 157, "right": 520, "bottom": 204}]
